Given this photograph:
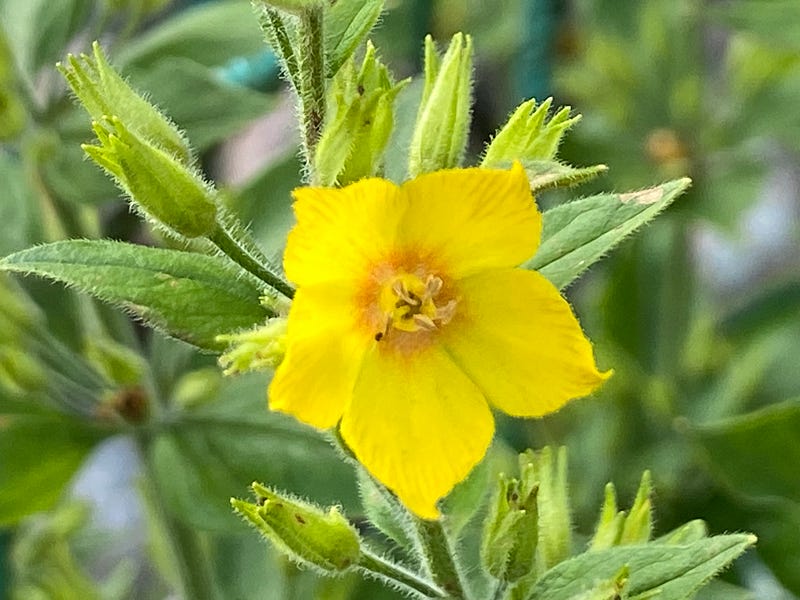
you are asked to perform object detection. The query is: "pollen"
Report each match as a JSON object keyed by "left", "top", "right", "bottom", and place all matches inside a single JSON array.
[{"left": 375, "top": 272, "right": 457, "bottom": 340}]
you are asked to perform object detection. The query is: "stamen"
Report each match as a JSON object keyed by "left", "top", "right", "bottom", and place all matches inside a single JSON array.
[
  {"left": 376, "top": 272, "right": 458, "bottom": 341},
  {"left": 413, "top": 314, "right": 437, "bottom": 330}
]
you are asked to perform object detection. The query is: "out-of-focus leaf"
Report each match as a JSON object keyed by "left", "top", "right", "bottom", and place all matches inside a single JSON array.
[
  {"left": 0, "top": 0, "right": 90, "bottom": 75},
  {"left": 0, "top": 415, "right": 102, "bottom": 526},
  {"left": 40, "top": 142, "right": 118, "bottom": 207},
  {"left": 710, "top": 1, "right": 800, "bottom": 51},
  {"left": 229, "top": 153, "right": 301, "bottom": 258},
  {"left": 116, "top": 1, "right": 264, "bottom": 70},
  {"left": 526, "top": 178, "right": 691, "bottom": 289},
  {"left": 131, "top": 57, "right": 273, "bottom": 151},
  {"left": 0, "top": 151, "right": 38, "bottom": 254},
  {"left": 324, "top": 0, "right": 384, "bottom": 77},
  {"left": 526, "top": 535, "right": 755, "bottom": 600},
  {"left": 151, "top": 374, "right": 358, "bottom": 531},
  {"left": 0, "top": 240, "right": 270, "bottom": 351},
  {"left": 720, "top": 280, "right": 800, "bottom": 340},
  {"left": 694, "top": 398, "right": 800, "bottom": 503}
]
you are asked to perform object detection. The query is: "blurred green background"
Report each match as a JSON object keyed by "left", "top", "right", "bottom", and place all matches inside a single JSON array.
[{"left": 1, "top": 0, "right": 799, "bottom": 598}]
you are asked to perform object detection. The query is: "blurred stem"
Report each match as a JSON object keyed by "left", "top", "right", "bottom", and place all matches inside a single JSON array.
[
  {"left": 413, "top": 518, "right": 471, "bottom": 599},
  {"left": 208, "top": 222, "right": 294, "bottom": 299},
  {"left": 138, "top": 437, "right": 217, "bottom": 600},
  {"left": 297, "top": 6, "right": 326, "bottom": 183},
  {"left": 491, "top": 581, "right": 509, "bottom": 600},
  {"left": 358, "top": 548, "right": 446, "bottom": 598}
]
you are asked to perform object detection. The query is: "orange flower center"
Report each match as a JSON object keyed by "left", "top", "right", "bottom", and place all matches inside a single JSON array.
[{"left": 373, "top": 272, "right": 457, "bottom": 343}]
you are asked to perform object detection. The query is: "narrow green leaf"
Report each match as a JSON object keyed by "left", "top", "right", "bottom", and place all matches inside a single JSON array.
[
  {"left": 0, "top": 415, "right": 102, "bottom": 526},
  {"left": 324, "top": 0, "right": 384, "bottom": 77},
  {"left": 694, "top": 398, "right": 800, "bottom": 503},
  {"left": 0, "top": 240, "right": 270, "bottom": 351},
  {"left": 526, "top": 178, "right": 691, "bottom": 289},
  {"left": 116, "top": 1, "right": 264, "bottom": 70},
  {"left": 525, "top": 161, "right": 608, "bottom": 193},
  {"left": 526, "top": 535, "right": 756, "bottom": 600}
]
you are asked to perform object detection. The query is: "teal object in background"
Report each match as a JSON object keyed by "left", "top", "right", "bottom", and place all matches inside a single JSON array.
[
  {"left": 515, "top": 0, "right": 562, "bottom": 101},
  {"left": 218, "top": 51, "right": 281, "bottom": 92}
]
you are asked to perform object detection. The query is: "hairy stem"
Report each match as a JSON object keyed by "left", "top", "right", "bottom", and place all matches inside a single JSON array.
[
  {"left": 414, "top": 518, "right": 472, "bottom": 599},
  {"left": 358, "top": 548, "right": 446, "bottom": 599},
  {"left": 209, "top": 223, "right": 294, "bottom": 299},
  {"left": 297, "top": 6, "right": 326, "bottom": 182}
]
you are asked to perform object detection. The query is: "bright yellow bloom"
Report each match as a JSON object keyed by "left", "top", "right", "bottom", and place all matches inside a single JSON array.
[{"left": 268, "top": 163, "right": 609, "bottom": 519}]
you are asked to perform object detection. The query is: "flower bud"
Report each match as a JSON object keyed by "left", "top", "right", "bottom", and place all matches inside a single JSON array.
[
  {"left": 57, "top": 42, "right": 190, "bottom": 163},
  {"left": 482, "top": 98, "right": 580, "bottom": 168},
  {"left": 619, "top": 470, "right": 653, "bottom": 544},
  {"left": 232, "top": 483, "right": 361, "bottom": 573},
  {"left": 481, "top": 474, "right": 539, "bottom": 582},
  {"left": 217, "top": 317, "right": 288, "bottom": 376},
  {"left": 521, "top": 446, "right": 571, "bottom": 570},
  {"left": 314, "top": 41, "right": 407, "bottom": 186},
  {"left": 83, "top": 117, "right": 218, "bottom": 238},
  {"left": 408, "top": 33, "right": 473, "bottom": 177}
]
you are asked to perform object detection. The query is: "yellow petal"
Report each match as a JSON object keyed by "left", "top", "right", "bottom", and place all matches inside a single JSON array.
[
  {"left": 284, "top": 178, "right": 407, "bottom": 287},
  {"left": 268, "top": 283, "right": 369, "bottom": 429},
  {"left": 340, "top": 344, "right": 494, "bottom": 519},
  {"left": 442, "top": 268, "right": 609, "bottom": 417},
  {"left": 399, "top": 162, "right": 541, "bottom": 278}
]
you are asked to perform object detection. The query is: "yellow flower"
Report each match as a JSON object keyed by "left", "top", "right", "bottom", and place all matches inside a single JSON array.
[{"left": 268, "top": 163, "right": 609, "bottom": 519}]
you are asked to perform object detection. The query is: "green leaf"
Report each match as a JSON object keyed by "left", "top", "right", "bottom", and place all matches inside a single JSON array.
[
  {"left": 0, "top": 240, "right": 270, "bottom": 351},
  {"left": 0, "top": 414, "right": 102, "bottom": 526},
  {"left": 116, "top": 1, "right": 264, "bottom": 70},
  {"left": 525, "top": 161, "right": 608, "bottom": 193},
  {"left": 526, "top": 178, "right": 691, "bottom": 289},
  {"left": 130, "top": 57, "right": 274, "bottom": 152},
  {"left": 525, "top": 535, "right": 756, "bottom": 600},
  {"left": 0, "top": 0, "right": 90, "bottom": 75},
  {"left": 151, "top": 374, "right": 358, "bottom": 531},
  {"left": 0, "top": 151, "right": 39, "bottom": 254},
  {"left": 694, "top": 398, "right": 800, "bottom": 503},
  {"left": 324, "top": 0, "right": 384, "bottom": 77}
]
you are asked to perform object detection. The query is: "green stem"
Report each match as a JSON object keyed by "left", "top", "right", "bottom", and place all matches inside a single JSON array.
[
  {"left": 414, "top": 518, "right": 472, "bottom": 599},
  {"left": 137, "top": 438, "right": 217, "bottom": 600},
  {"left": 491, "top": 580, "right": 509, "bottom": 600},
  {"left": 209, "top": 223, "right": 294, "bottom": 299},
  {"left": 263, "top": 7, "right": 301, "bottom": 90},
  {"left": 298, "top": 6, "right": 326, "bottom": 181},
  {"left": 358, "top": 548, "right": 446, "bottom": 599}
]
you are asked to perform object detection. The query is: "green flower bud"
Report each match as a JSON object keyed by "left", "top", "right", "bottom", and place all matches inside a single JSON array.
[
  {"left": 408, "top": 33, "right": 473, "bottom": 177},
  {"left": 314, "top": 41, "right": 408, "bottom": 186},
  {"left": 83, "top": 116, "right": 218, "bottom": 238},
  {"left": 520, "top": 447, "right": 571, "bottom": 571},
  {"left": 217, "top": 317, "right": 288, "bottom": 376},
  {"left": 232, "top": 483, "right": 361, "bottom": 573},
  {"left": 589, "top": 482, "right": 625, "bottom": 550},
  {"left": 619, "top": 470, "right": 652, "bottom": 545},
  {"left": 57, "top": 42, "right": 190, "bottom": 163},
  {"left": 481, "top": 474, "right": 539, "bottom": 582},
  {"left": 482, "top": 98, "right": 580, "bottom": 168},
  {"left": 591, "top": 471, "right": 655, "bottom": 550}
]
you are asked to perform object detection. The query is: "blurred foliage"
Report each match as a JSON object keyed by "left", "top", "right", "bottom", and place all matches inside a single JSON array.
[{"left": 0, "top": 0, "right": 797, "bottom": 598}]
